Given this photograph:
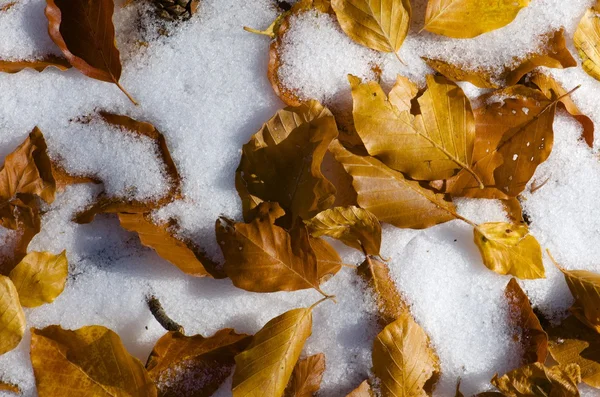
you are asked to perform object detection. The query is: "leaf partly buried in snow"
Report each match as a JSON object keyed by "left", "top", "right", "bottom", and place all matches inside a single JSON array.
[
  {"left": 9, "top": 250, "right": 68, "bottom": 308},
  {"left": 0, "top": 56, "right": 70, "bottom": 74},
  {"left": 555, "top": 262, "right": 600, "bottom": 333},
  {"left": 423, "top": 0, "right": 530, "bottom": 38},
  {"left": 31, "top": 325, "right": 157, "bottom": 396},
  {"left": 505, "top": 278, "right": 548, "bottom": 365},
  {"left": 422, "top": 58, "right": 499, "bottom": 89},
  {"left": 236, "top": 101, "right": 337, "bottom": 226},
  {"left": 372, "top": 310, "right": 440, "bottom": 397},
  {"left": 329, "top": 140, "right": 456, "bottom": 229},
  {"left": 331, "top": 0, "right": 411, "bottom": 53},
  {"left": 575, "top": 3, "right": 600, "bottom": 84},
  {"left": 45, "top": 0, "right": 136, "bottom": 103},
  {"left": 346, "top": 381, "right": 374, "bottom": 397},
  {"left": 474, "top": 222, "right": 544, "bottom": 279},
  {"left": 0, "top": 381, "right": 19, "bottom": 394},
  {"left": 0, "top": 197, "right": 42, "bottom": 275},
  {"left": 0, "top": 275, "right": 25, "bottom": 355},
  {"left": 305, "top": 206, "right": 381, "bottom": 256},
  {"left": 146, "top": 329, "right": 251, "bottom": 397},
  {"left": 491, "top": 362, "right": 581, "bottom": 397},
  {"left": 285, "top": 353, "right": 326, "bottom": 397},
  {"left": 233, "top": 303, "right": 320, "bottom": 397}
]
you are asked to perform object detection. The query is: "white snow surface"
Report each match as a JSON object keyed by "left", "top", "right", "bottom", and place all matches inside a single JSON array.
[{"left": 0, "top": 0, "right": 599, "bottom": 396}]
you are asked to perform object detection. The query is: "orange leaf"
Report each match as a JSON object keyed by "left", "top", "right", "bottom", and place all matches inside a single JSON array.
[
  {"left": 285, "top": 353, "right": 326, "bottom": 397},
  {"left": 0, "top": 56, "right": 70, "bottom": 74},
  {"left": 346, "top": 381, "right": 374, "bottom": 397}
]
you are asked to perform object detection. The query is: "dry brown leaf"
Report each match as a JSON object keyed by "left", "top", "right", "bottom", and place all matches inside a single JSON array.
[
  {"left": 474, "top": 222, "right": 544, "bottom": 279},
  {"left": 0, "top": 275, "right": 25, "bottom": 355},
  {"left": 285, "top": 353, "right": 326, "bottom": 397},
  {"left": 575, "top": 2, "right": 600, "bottom": 84},
  {"left": 0, "top": 2, "right": 16, "bottom": 12},
  {"left": 31, "top": 325, "right": 157, "bottom": 396},
  {"left": 502, "top": 198, "right": 525, "bottom": 224},
  {"left": 0, "top": 380, "right": 19, "bottom": 394},
  {"left": 146, "top": 329, "right": 251, "bottom": 397},
  {"left": 0, "top": 56, "right": 70, "bottom": 74},
  {"left": 8, "top": 250, "right": 68, "bottom": 308},
  {"left": 372, "top": 309, "right": 440, "bottom": 396},
  {"left": 423, "top": 58, "right": 499, "bottom": 88},
  {"left": 309, "top": 236, "right": 343, "bottom": 283},
  {"left": 321, "top": 151, "right": 358, "bottom": 208},
  {"left": 51, "top": 162, "right": 101, "bottom": 192},
  {"left": 305, "top": 206, "right": 381, "bottom": 256},
  {"left": 329, "top": 139, "right": 456, "bottom": 229},
  {"left": 491, "top": 362, "right": 581, "bottom": 397},
  {"left": 505, "top": 278, "right": 548, "bottom": 365},
  {"left": 346, "top": 381, "right": 374, "bottom": 397},
  {"left": 45, "top": 0, "right": 136, "bottom": 103}
]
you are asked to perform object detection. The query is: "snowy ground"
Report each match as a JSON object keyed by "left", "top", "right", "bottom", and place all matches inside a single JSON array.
[{"left": 1, "top": 0, "right": 600, "bottom": 395}]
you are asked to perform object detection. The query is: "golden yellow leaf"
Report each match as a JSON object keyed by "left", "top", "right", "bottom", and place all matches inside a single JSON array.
[
  {"left": 233, "top": 301, "right": 324, "bottom": 397},
  {"left": 331, "top": 0, "right": 411, "bottom": 53},
  {"left": 8, "top": 251, "right": 68, "bottom": 308},
  {"left": 575, "top": 2, "right": 600, "bottom": 83},
  {"left": 305, "top": 206, "right": 381, "bottom": 256},
  {"left": 309, "top": 236, "right": 344, "bottom": 283},
  {"left": 423, "top": 0, "right": 530, "bottom": 38},
  {"left": 346, "top": 381, "right": 374, "bottom": 397},
  {"left": 0, "top": 275, "right": 25, "bottom": 355},
  {"left": 422, "top": 58, "right": 499, "bottom": 88},
  {"left": 329, "top": 139, "right": 456, "bottom": 229},
  {"left": 388, "top": 75, "right": 418, "bottom": 112},
  {"left": 372, "top": 310, "right": 440, "bottom": 396},
  {"left": 473, "top": 222, "right": 544, "bottom": 279},
  {"left": 491, "top": 363, "right": 581, "bottom": 397},
  {"left": 31, "top": 325, "right": 157, "bottom": 396},
  {"left": 285, "top": 353, "right": 326, "bottom": 397}
]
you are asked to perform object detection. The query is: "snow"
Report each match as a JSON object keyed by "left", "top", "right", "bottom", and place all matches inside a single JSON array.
[{"left": 0, "top": 0, "right": 599, "bottom": 396}]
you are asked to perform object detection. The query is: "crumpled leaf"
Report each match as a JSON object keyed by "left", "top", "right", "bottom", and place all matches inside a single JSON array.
[
  {"left": 305, "top": 206, "right": 381, "bottom": 256},
  {"left": 236, "top": 101, "right": 337, "bottom": 226},
  {"left": 217, "top": 202, "right": 338, "bottom": 296},
  {"left": 0, "top": 56, "right": 70, "bottom": 74},
  {"left": 575, "top": 2, "right": 600, "bottom": 84},
  {"left": 423, "top": 0, "right": 530, "bottom": 38},
  {"left": 372, "top": 309, "right": 440, "bottom": 396},
  {"left": 31, "top": 325, "right": 157, "bottom": 396},
  {"left": 8, "top": 250, "right": 68, "bottom": 308},
  {"left": 329, "top": 140, "right": 456, "bottom": 229},
  {"left": 233, "top": 301, "right": 325, "bottom": 397},
  {"left": 285, "top": 353, "right": 325, "bottom": 397},
  {"left": 491, "top": 363, "right": 581, "bottom": 397},
  {"left": 346, "top": 381, "right": 374, "bottom": 397},
  {"left": 331, "top": 0, "right": 411, "bottom": 53},
  {"left": 45, "top": 0, "right": 136, "bottom": 103},
  {"left": 474, "top": 222, "right": 544, "bottom": 279},
  {"left": 554, "top": 261, "right": 600, "bottom": 333},
  {"left": 0, "top": 275, "right": 25, "bottom": 355},
  {"left": 505, "top": 278, "right": 548, "bottom": 365},
  {"left": 146, "top": 329, "right": 251, "bottom": 397}
]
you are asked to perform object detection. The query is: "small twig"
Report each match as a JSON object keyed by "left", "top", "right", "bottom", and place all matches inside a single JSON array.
[
  {"left": 147, "top": 295, "right": 185, "bottom": 334},
  {"left": 530, "top": 176, "right": 551, "bottom": 193}
]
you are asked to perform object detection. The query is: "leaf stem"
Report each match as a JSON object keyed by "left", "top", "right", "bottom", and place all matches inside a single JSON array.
[
  {"left": 116, "top": 81, "right": 138, "bottom": 106},
  {"left": 147, "top": 295, "right": 185, "bottom": 334},
  {"left": 393, "top": 51, "right": 406, "bottom": 66},
  {"left": 309, "top": 294, "right": 336, "bottom": 311},
  {"left": 545, "top": 249, "right": 564, "bottom": 271}
]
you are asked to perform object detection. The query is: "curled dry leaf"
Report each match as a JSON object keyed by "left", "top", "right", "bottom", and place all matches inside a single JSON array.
[
  {"left": 346, "top": 381, "right": 374, "bottom": 397},
  {"left": 331, "top": 0, "right": 411, "bottom": 54},
  {"left": 329, "top": 139, "right": 456, "bottom": 229},
  {"left": 31, "top": 325, "right": 157, "bottom": 396},
  {"left": 45, "top": 0, "right": 136, "bottom": 104},
  {"left": 491, "top": 362, "right": 581, "bottom": 397},
  {"left": 505, "top": 278, "right": 548, "bottom": 365},
  {"left": 146, "top": 329, "right": 251, "bottom": 397},
  {"left": 423, "top": 0, "right": 530, "bottom": 38},
  {"left": 372, "top": 310, "right": 440, "bottom": 397},
  {"left": 0, "top": 197, "right": 42, "bottom": 275},
  {"left": 305, "top": 206, "right": 381, "bottom": 256},
  {"left": 285, "top": 353, "right": 325, "bottom": 397},
  {"left": 236, "top": 101, "right": 337, "bottom": 226},
  {"left": 0, "top": 56, "right": 70, "bottom": 74},
  {"left": 0, "top": 275, "right": 25, "bottom": 355},
  {"left": 575, "top": 2, "right": 600, "bottom": 83},
  {"left": 474, "top": 222, "right": 544, "bottom": 279},
  {"left": 9, "top": 250, "right": 68, "bottom": 308}
]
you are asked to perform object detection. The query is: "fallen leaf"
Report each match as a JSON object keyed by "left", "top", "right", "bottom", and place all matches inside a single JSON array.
[
  {"left": 0, "top": 381, "right": 19, "bottom": 394},
  {"left": 51, "top": 162, "right": 101, "bottom": 192},
  {"left": 0, "top": 2, "right": 16, "bottom": 12},
  {"left": 346, "top": 381, "right": 374, "bottom": 397},
  {"left": 309, "top": 236, "right": 343, "bottom": 283},
  {"left": 146, "top": 329, "right": 251, "bottom": 397},
  {"left": 233, "top": 301, "right": 325, "bottom": 397},
  {"left": 372, "top": 309, "right": 440, "bottom": 396},
  {"left": 491, "top": 362, "right": 581, "bottom": 397},
  {"left": 321, "top": 151, "right": 358, "bottom": 208},
  {"left": 0, "top": 197, "right": 42, "bottom": 275},
  {"left": 505, "top": 278, "right": 548, "bottom": 365},
  {"left": 45, "top": 0, "right": 137, "bottom": 104},
  {"left": 285, "top": 353, "right": 325, "bottom": 397},
  {"left": 388, "top": 75, "right": 419, "bottom": 112},
  {"left": 0, "top": 275, "right": 25, "bottom": 355},
  {"left": 0, "top": 56, "right": 70, "bottom": 74},
  {"left": 8, "top": 250, "right": 68, "bottom": 308},
  {"left": 236, "top": 101, "right": 337, "bottom": 226},
  {"left": 474, "top": 222, "right": 544, "bottom": 279},
  {"left": 554, "top": 261, "right": 600, "bottom": 333},
  {"left": 31, "top": 325, "right": 157, "bottom": 396},
  {"left": 575, "top": 2, "right": 600, "bottom": 84},
  {"left": 329, "top": 139, "right": 456, "bottom": 229},
  {"left": 305, "top": 206, "right": 381, "bottom": 256},
  {"left": 357, "top": 256, "right": 405, "bottom": 326},
  {"left": 331, "top": 0, "right": 411, "bottom": 54},
  {"left": 423, "top": 0, "right": 530, "bottom": 38},
  {"left": 502, "top": 198, "right": 525, "bottom": 224},
  {"left": 422, "top": 58, "right": 499, "bottom": 88}
]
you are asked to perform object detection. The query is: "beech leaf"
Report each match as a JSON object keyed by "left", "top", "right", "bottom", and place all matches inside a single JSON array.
[
  {"left": 0, "top": 56, "right": 71, "bottom": 74},
  {"left": 474, "top": 222, "right": 544, "bottom": 279},
  {"left": 31, "top": 325, "right": 157, "bottom": 396},
  {"left": 0, "top": 197, "right": 42, "bottom": 275},
  {"left": 346, "top": 381, "right": 374, "bottom": 397},
  {"left": 423, "top": 0, "right": 530, "bottom": 39},
  {"left": 372, "top": 309, "right": 440, "bottom": 396},
  {"left": 0, "top": 275, "right": 25, "bottom": 355},
  {"left": 305, "top": 206, "right": 381, "bottom": 256},
  {"left": 491, "top": 363, "right": 581, "bottom": 397},
  {"left": 285, "top": 353, "right": 326, "bottom": 397},
  {"left": 146, "top": 329, "right": 251, "bottom": 397},
  {"left": 575, "top": 2, "right": 600, "bottom": 84},
  {"left": 8, "top": 250, "right": 68, "bottom": 308},
  {"left": 45, "top": 0, "right": 137, "bottom": 104}
]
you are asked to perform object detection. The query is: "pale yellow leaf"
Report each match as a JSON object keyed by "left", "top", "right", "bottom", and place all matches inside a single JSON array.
[{"left": 0, "top": 275, "right": 25, "bottom": 355}]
